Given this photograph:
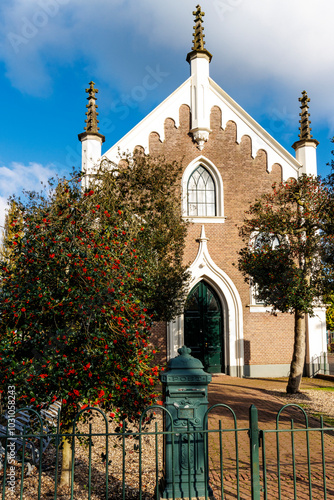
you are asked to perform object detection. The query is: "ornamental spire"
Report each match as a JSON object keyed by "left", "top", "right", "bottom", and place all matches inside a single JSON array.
[
  {"left": 192, "top": 5, "right": 206, "bottom": 51},
  {"left": 292, "top": 90, "right": 318, "bottom": 152},
  {"left": 84, "top": 81, "right": 100, "bottom": 134},
  {"left": 186, "top": 4, "right": 212, "bottom": 63},
  {"left": 298, "top": 90, "right": 313, "bottom": 140},
  {"left": 78, "top": 81, "right": 105, "bottom": 144},
  {"left": 292, "top": 90, "right": 318, "bottom": 175}
]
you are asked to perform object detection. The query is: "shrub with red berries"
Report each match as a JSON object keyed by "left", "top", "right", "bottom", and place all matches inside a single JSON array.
[{"left": 0, "top": 153, "right": 189, "bottom": 425}]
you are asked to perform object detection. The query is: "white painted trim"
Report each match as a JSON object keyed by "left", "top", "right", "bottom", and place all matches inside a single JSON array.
[
  {"left": 244, "top": 364, "right": 291, "bottom": 378},
  {"left": 167, "top": 226, "right": 244, "bottom": 376},
  {"left": 208, "top": 78, "right": 301, "bottom": 178},
  {"left": 101, "top": 74, "right": 302, "bottom": 182},
  {"left": 181, "top": 156, "right": 224, "bottom": 219},
  {"left": 248, "top": 305, "right": 274, "bottom": 313},
  {"left": 306, "top": 307, "right": 327, "bottom": 372},
  {"left": 103, "top": 78, "right": 192, "bottom": 162},
  {"left": 189, "top": 55, "right": 211, "bottom": 149},
  {"left": 167, "top": 315, "right": 184, "bottom": 360},
  {"left": 183, "top": 216, "right": 227, "bottom": 224},
  {"left": 80, "top": 136, "right": 103, "bottom": 190},
  {"left": 295, "top": 143, "right": 318, "bottom": 176}
]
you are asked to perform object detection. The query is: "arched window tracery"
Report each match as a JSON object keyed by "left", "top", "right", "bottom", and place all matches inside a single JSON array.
[{"left": 187, "top": 165, "right": 216, "bottom": 216}]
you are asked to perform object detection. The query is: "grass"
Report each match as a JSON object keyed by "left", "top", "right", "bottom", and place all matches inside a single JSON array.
[
  {"left": 308, "top": 411, "right": 334, "bottom": 428},
  {"left": 278, "top": 378, "right": 334, "bottom": 427},
  {"left": 309, "top": 386, "right": 334, "bottom": 392},
  {"left": 295, "top": 398, "right": 334, "bottom": 428}
]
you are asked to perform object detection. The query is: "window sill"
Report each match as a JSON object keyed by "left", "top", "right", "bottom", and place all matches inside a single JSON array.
[
  {"left": 247, "top": 304, "right": 273, "bottom": 313},
  {"left": 182, "top": 216, "right": 227, "bottom": 223}
]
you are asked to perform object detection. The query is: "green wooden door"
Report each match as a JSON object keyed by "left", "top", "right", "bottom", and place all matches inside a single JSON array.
[{"left": 184, "top": 281, "right": 224, "bottom": 373}]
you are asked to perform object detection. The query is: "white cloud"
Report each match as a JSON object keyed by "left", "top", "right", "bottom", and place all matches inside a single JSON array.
[
  {"left": 0, "top": 161, "right": 58, "bottom": 230},
  {"left": 0, "top": 0, "right": 333, "bottom": 139},
  {"left": 0, "top": 1, "right": 333, "bottom": 121}
]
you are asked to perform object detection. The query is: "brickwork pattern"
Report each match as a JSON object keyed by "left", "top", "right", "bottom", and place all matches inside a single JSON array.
[
  {"left": 150, "top": 321, "right": 167, "bottom": 366},
  {"left": 148, "top": 104, "right": 295, "bottom": 370}
]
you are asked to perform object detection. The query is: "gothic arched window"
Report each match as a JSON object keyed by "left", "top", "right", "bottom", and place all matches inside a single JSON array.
[{"left": 187, "top": 166, "right": 216, "bottom": 216}]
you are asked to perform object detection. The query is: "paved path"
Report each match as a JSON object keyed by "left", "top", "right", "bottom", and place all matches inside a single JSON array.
[{"left": 206, "top": 376, "right": 334, "bottom": 500}]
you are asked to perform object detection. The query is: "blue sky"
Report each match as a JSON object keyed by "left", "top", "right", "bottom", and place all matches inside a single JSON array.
[{"left": 0, "top": 0, "right": 334, "bottom": 229}]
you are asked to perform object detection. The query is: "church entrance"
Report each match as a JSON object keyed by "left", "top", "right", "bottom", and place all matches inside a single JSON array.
[{"left": 184, "top": 281, "right": 224, "bottom": 373}]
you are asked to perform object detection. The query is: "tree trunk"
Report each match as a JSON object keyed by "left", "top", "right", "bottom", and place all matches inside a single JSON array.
[
  {"left": 59, "top": 425, "right": 73, "bottom": 488},
  {"left": 286, "top": 309, "right": 306, "bottom": 394}
]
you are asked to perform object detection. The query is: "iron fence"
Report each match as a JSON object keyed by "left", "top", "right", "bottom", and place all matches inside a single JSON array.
[
  {"left": 1, "top": 403, "right": 334, "bottom": 499},
  {"left": 309, "top": 352, "right": 334, "bottom": 378}
]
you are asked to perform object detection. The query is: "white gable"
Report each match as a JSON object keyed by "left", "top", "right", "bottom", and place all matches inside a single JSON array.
[
  {"left": 103, "top": 67, "right": 301, "bottom": 181},
  {"left": 103, "top": 78, "right": 191, "bottom": 160}
]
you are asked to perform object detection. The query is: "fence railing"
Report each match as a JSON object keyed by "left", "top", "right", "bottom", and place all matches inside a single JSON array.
[
  {"left": 1, "top": 403, "right": 334, "bottom": 499},
  {"left": 309, "top": 352, "right": 334, "bottom": 377}
]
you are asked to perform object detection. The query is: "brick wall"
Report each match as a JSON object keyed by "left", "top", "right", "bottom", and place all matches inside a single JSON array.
[
  {"left": 150, "top": 322, "right": 167, "bottom": 367},
  {"left": 147, "top": 104, "right": 295, "bottom": 370}
]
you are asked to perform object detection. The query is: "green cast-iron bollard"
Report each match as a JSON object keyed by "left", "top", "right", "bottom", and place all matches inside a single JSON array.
[{"left": 159, "top": 345, "right": 213, "bottom": 499}]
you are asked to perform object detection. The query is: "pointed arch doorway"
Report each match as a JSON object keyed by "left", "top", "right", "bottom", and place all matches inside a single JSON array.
[{"left": 184, "top": 280, "right": 224, "bottom": 373}]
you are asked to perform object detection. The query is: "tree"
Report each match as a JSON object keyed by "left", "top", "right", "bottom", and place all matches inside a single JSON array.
[
  {"left": 323, "top": 140, "right": 334, "bottom": 340},
  {"left": 325, "top": 295, "right": 334, "bottom": 332},
  {"left": 0, "top": 154, "right": 189, "bottom": 486},
  {"left": 93, "top": 153, "right": 189, "bottom": 321},
  {"left": 0, "top": 199, "right": 24, "bottom": 264},
  {"left": 238, "top": 175, "right": 334, "bottom": 394}
]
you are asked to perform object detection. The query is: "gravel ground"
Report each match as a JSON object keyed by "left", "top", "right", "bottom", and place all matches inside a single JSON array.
[
  {"left": 266, "top": 387, "right": 334, "bottom": 422},
  {"left": 1, "top": 407, "right": 165, "bottom": 500},
  {"left": 1, "top": 385, "right": 334, "bottom": 499}
]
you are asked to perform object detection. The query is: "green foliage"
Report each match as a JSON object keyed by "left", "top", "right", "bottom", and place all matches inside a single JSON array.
[
  {"left": 239, "top": 246, "right": 317, "bottom": 313},
  {"left": 238, "top": 175, "right": 334, "bottom": 315},
  {"left": 0, "top": 154, "right": 189, "bottom": 425},
  {"left": 91, "top": 153, "right": 190, "bottom": 321},
  {"left": 325, "top": 295, "right": 334, "bottom": 331},
  {"left": 0, "top": 200, "right": 24, "bottom": 264}
]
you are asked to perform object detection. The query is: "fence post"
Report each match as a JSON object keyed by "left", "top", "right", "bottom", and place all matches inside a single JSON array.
[{"left": 249, "top": 404, "right": 261, "bottom": 500}]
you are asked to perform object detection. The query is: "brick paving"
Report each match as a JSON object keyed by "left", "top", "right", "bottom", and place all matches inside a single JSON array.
[{"left": 206, "top": 376, "right": 334, "bottom": 499}]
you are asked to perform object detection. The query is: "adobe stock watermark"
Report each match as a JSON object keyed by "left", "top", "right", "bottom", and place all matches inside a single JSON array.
[
  {"left": 6, "top": 386, "right": 16, "bottom": 493},
  {"left": 213, "top": 0, "right": 244, "bottom": 20},
  {"left": 64, "top": 64, "right": 170, "bottom": 167},
  {"left": 7, "top": 0, "right": 70, "bottom": 54},
  {"left": 101, "top": 65, "right": 170, "bottom": 134},
  {"left": 269, "top": 107, "right": 296, "bottom": 135}
]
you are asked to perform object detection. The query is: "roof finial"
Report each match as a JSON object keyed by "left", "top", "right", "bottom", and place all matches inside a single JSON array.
[
  {"left": 78, "top": 81, "right": 105, "bottom": 144},
  {"left": 186, "top": 5, "right": 212, "bottom": 63},
  {"left": 84, "top": 81, "right": 100, "bottom": 134},
  {"left": 292, "top": 90, "right": 318, "bottom": 154},
  {"left": 298, "top": 90, "right": 313, "bottom": 140},
  {"left": 192, "top": 5, "right": 206, "bottom": 51}
]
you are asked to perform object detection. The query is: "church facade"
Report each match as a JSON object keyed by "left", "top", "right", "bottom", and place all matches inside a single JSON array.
[{"left": 78, "top": 6, "right": 327, "bottom": 377}]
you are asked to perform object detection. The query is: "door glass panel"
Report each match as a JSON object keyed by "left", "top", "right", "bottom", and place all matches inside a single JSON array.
[
  {"left": 207, "top": 289, "right": 220, "bottom": 311},
  {"left": 184, "top": 281, "right": 223, "bottom": 373},
  {"left": 185, "top": 286, "right": 200, "bottom": 311}
]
